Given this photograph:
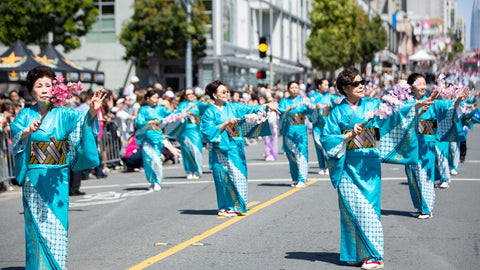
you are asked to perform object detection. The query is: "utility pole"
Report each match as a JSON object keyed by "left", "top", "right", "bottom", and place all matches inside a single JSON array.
[{"left": 184, "top": 0, "right": 193, "bottom": 88}]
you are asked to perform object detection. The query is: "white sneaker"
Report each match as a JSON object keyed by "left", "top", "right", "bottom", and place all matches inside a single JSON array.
[
  {"left": 291, "top": 181, "right": 298, "bottom": 187},
  {"left": 417, "top": 213, "right": 433, "bottom": 219},
  {"left": 361, "top": 260, "right": 384, "bottom": 269},
  {"left": 153, "top": 183, "right": 161, "bottom": 191},
  {"left": 439, "top": 182, "right": 450, "bottom": 189},
  {"left": 318, "top": 169, "right": 325, "bottom": 175},
  {"left": 192, "top": 174, "right": 199, "bottom": 180},
  {"left": 294, "top": 182, "right": 305, "bottom": 188},
  {"left": 187, "top": 174, "right": 194, "bottom": 180},
  {"left": 450, "top": 169, "right": 458, "bottom": 175},
  {"left": 324, "top": 169, "right": 329, "bottom": 175}
]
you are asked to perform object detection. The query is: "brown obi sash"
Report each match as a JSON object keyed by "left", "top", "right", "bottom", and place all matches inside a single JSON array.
[
  {"left": 29, "top": 140, "right": 69, "bottom": 165},
  {"left": 188, "top": 115, "right": 201, "bottom": 124},
  {"left": 342, "top": 127, "right": 378, "bottom": 150},
  {"left": 418, "top": 120, "right": 437, "bottom": 135},
  {"left": 289, "top": 113, "right": 306, "bottom": 125},
  {"left": 148, "top": 123, "right": 162, "bottom": 130},
  {"left": 225, "top": 122, "right": 240, "bottom": 137}
]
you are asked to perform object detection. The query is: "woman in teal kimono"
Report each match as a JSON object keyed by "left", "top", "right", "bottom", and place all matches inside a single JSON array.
[
  {"left": 177, "top": 88, "right": 208, "bottom": 180},
  {"left": 200, "top": 80, "right": 277, "bottom": 217},
  {"left": 279, "top": 81, "right": 312, "bottom": 188},
  {"left": 320, "top": 67, "right": 435, "bottom": 269},
  {"left": 405, "top": 73, "right": 468, "bottom": 219},
  {"left": 135, "top": 90, "right": 174, "bottom": 191},
  {"left": 309, "top": 78, "right": 332, "bottom": 175},
  {"left": 10, "top": 66, "right": 105, "bottom": 269}
]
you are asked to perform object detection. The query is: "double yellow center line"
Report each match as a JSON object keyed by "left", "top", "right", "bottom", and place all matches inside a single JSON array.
[{"left": 128, "top": 180, "right": 318, "bottom": 270}]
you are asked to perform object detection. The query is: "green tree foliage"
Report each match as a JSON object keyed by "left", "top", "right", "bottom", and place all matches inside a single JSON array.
[
  {"left": 307, "top": 0, "right": 388, "bottom": 73},
  {"left": 358, "top": 12, "right": 388, "bottom": 67},
  {"left": 119, "top": 0, "right": 210, "bottom": 69},
  {"left": 0, "top": 0, "right": 98, "bottom": 52},
  {"left": 306, "top": 0, "right": 362, "bottom": 72}
]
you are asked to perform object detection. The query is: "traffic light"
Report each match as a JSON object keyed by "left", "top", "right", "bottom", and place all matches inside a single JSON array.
[
  {"left": 257, "top": 70, "right": 266, "bottom": 79},
  {"left": 53, "top": 17, "right": 65, "bottom": 45},
  {"left": 259, "top": 36, "right": 267, "bottom": 58}
]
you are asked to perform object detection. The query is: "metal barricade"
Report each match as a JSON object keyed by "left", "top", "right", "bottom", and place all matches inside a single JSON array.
[
  {"left": 0, "top": 130, "right": 15, "bottom": 185},
  {"left": 98, "top": 120, "right": 123, "bottom": 167}
]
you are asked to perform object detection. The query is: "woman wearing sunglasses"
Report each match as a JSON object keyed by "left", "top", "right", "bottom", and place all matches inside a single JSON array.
[{"left": 320, "top": 67, "right": 438, "bottom": 269}]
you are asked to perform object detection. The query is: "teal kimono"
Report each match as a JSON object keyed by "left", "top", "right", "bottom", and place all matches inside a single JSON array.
[
  {"left": 320, "top": 98, "right": 384, "bottom": 263},
  {"left": 279, "top": 96, "right": 311, "bottom": 184},
  {"left": 405, "top": 97, "right": 463, "bottom": 215},
  {"left": 200, "top": 102, "right": 265, "bottom": 214},
  {"left": 135, "top": 105, "right": 174, "bottom": 186},
  {"left": 10, "top": 105, "right": 99, "bottom": 269},
  {"left": 177, "top": 100, "right": 208, "bottom": 176},
  {"left": 309, "top": 92, "right": 332, "bottom": 171}
]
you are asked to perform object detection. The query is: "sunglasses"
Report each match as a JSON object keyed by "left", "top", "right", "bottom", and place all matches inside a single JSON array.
[{"left": 345, "top": 79, "right": 366, "bottom": 87}]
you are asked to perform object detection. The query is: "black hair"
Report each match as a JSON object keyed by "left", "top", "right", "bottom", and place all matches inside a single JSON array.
[
  {"left": 407, "top": 73, "right": 425, "bottom": 87},
  {"left": 287, "top": 80, "right": 299, "bottom": 90},
  {"left": 205, "top": 80, "right": 226, "bottom": 100},
  {"left": 336, "top": 67, "right": 360, "bottom": 96},
  {"left": 25, "top": 66, "right": 55, "bottom": 94},
  {"left": 145, "top": 89, "right": 162, "bottom": 100}
]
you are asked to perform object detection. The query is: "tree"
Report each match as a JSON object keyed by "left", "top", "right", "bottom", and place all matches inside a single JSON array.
[
  {"left": 306, "top": 0, "right": 362, "bottom": 76},
  {"left": 0, "top": 0, "right": 98, "bottom": 52},
  {"left": 358, "top": 12, "right": 388, "bottom": 74},
  {"left": 119, "top": 0, "right": 210, "bottom": 79}
]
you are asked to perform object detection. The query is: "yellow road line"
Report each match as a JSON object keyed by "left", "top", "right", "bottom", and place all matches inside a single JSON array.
[{"left": 127, "top": 180, "right": 318, "bottom": 270}]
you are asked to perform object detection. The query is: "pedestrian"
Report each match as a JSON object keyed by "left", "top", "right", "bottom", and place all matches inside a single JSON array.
[
  {"left": 278, "top": 81, "right": 312, "bottom": 188},
  {"left": 10, "top": 65, "right": 105, "bottom": 269},
  {"left": 405, "top": 73, "right": 468, "bottom": 219},
  {"left": 200, "top": 80, "right": 278, "bottom": 217},
  {"left": 177, "top": 88, "right": 208, "bottom": 180},
  {"left": 135, "top": 89, "right": 174, "bottom": 191}
]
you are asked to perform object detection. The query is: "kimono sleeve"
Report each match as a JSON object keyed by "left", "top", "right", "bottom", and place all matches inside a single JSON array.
[
  {"left": 9, "top": 109, "right": 31, "bottom": 185},
  {"left": 200, "top": 107, "right": 221, "bottom": 143},
  {"left": 67, "top": 109, "right": 100, "bottom": 171},
  {"left": 320, "top": 106, "right": 348, "bottom": 188},
  {"left": 436, "top": 99, "right": 466, "bottom": 142},
  {"left": 378, "top": 103, "right": 419, "bottom": 164},
  {"left": 135, "top": 106, "right": 149, "bottom": 146}
]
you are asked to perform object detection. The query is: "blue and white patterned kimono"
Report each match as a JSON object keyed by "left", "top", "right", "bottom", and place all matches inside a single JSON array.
[
  {"left": 405, "top": 97, "right": 463, "bottom": 215},
  {"left": 11, "top": 105, "right": 99, "bottom": 269},
  {"left": 309, "top": 92, "right": 333, "bottom": 171},
  {"left": 200, "top": 102, "right": 265, "bottom": 214},
  {"left": 177, "top": 100, "right": 208, "bottom": 176},
  {"left": 279, "top": 95, "right": 311, "bottom": 184},
  {"left": 135, "top": 105, "right": 174, "bottom": 186},
  {"left": 320, "top": 98, "right": 384, "bottom": 263}
]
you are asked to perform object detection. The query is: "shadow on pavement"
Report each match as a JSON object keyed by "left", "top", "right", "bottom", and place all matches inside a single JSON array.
[
  {"left": 285, "top": 251, "right": 343, "bottom": 265},
  {"left": 179, "top": 209, "right": 218, "bottom": 216},
  {"left": 381, "top": 209, "right": 412, "bottom": 217},
  {"left": 257, "top": 183, "right": 292, "bottom": 187},
  {"left": 1, "top": 267, "right": 25, "bottom": 270}
]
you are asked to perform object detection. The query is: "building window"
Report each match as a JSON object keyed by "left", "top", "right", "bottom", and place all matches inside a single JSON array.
[
  {"left": 223, "top": 0, "right": 232, "bottom": 42},
  {"left": 86, "top": 0, "right": 116, "bottom": 43}
]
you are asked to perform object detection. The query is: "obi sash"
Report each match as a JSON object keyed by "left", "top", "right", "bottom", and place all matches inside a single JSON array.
[
  {"left": 188, "top": 115, "right": 201, "bottom": 124},
  {"left": 418, "top": 120, "right": 437, "bottom": 135},
  {"left": 289, "top": 113, "right": 305, "bottom": 125},
  {"left": 225, "top": 122, "right": 240, "bottom": 137},
  {"left": 148, "top": 123, "right": 162, "bottom": 130},
  {"left": 29, "top": 140, "right": 69, "bottom": 165},
  {"left": 342, "top": 127, "right": 378, "bottom": 150}
]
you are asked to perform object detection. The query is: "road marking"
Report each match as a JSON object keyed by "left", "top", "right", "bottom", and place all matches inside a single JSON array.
[{"left": 126, "top": 180, "right": 318, "bottom": 270}]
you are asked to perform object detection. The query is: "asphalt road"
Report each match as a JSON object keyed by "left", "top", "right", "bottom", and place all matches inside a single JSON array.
[{"left": 1, "top": 128, "right": 480, "bottom": 270}]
